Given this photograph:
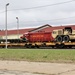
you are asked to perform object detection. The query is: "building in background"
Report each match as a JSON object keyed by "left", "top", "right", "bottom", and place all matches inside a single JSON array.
[{"left": 0, "top": 28, "right": 34, "bottom": 39}]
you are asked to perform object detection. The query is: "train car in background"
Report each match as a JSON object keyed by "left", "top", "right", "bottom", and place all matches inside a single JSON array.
[{"left": 20, "top": 27, "right": 75, "bottom": 48}]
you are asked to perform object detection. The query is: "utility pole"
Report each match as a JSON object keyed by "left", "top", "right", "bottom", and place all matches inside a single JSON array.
[
  {"left": 5, "top": 3, "right": 9, "bottom": 49},
  {"left": 16, "top": 17, "right": 19, "bottom": 39}
]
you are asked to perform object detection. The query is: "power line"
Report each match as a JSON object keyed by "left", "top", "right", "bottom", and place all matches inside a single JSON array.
[
  {"left": 0, "top": 0, "right": 75, "bottom": 13},
  {"left": 1, "top": 16, "right": 75, "bottom": 30},
  {"left": 9, "top": 0, "right": 75, "bottom": 11},
  {"left": 7, "top": 16, "right": 75, "bottom": 25},
  {"left": 36, "top": 16, "right": 75, "bottom": 22}
]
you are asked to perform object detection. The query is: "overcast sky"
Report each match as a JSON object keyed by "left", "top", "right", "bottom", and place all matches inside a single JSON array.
[{"left": 0, "top": 0, "right": 75, "bottom": 30}]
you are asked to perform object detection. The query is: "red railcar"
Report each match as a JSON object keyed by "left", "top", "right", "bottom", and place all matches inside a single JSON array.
[{"left": 21, "top": 32, "right": 54, "bottom": 42}]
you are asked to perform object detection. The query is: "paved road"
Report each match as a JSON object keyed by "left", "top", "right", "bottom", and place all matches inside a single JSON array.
[
  {"left": 0, "top": 60, "right": 75, "bottom": 75},
  {"left": 0, "top": 70, "right": 45, "bottom": 75}
]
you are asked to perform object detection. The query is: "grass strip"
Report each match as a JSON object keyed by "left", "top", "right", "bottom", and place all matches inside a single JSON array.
[{"left": 0, "top": 49, "right": 75, "bottom": 63}]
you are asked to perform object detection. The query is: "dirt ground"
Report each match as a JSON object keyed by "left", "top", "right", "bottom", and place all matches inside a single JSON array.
[{"left": 0, "top": 60, "right": 75, "bottom": 75}]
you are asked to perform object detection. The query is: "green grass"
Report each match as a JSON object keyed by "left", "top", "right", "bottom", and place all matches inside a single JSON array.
[{"left": 0, "top": 49, "right": 75, "bottom": 63}]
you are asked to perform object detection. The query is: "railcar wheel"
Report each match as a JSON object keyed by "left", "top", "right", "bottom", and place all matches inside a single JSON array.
[
  {"left": 63, "top": 35, "right": 70, "bottom": 42},
  {"left": 68, "top": 46, "right": 72, "bottom": 48},
  {"left": 56, "top": 35, "right": 62, "bottom": 42},
  {"left": 56, "top": 43, "right": 64, "bottom": 49},
  {"left": 35, "top": 44, "right": 39, "bottom": 48},
  {"left": 25, "top": 44, "right": 29, "bottom": 48}
]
